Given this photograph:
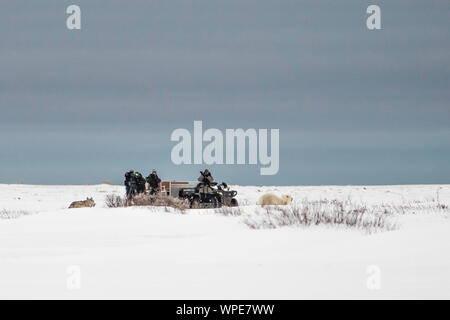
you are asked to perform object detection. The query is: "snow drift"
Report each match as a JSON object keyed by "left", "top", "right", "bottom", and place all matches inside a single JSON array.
[{"left": 0, "top": 184, "right": 449, "bottom": 299}]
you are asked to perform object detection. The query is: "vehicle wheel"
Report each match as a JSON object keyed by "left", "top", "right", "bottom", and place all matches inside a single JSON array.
[
  {"left": 212, "top": 197, "right": 221, "bottom": 208},
  {"left": 230, "top": 198, "right": 239, "bottom": 207},
  {"left": 190, "top": 198, "right": 200, "bottom": 209}
]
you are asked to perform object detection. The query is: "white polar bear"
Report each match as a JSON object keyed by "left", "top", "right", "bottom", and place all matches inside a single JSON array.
[{"left": 257, "top": 193, "right": 293, "bottom": 206}]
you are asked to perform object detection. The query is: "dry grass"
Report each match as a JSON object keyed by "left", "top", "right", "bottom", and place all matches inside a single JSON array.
[
  {"left": 132, "top": 194, "right": 190, "bottom": 211},
  {"left": 215, "top": 206, "right": 243, "bottom": 216},
  {"left": 243, "top": 199, "right": 398, "bottom": 233},
  {"left": 105, "top": 193, "right": 190, "bottom": 212},
  {"left": 102, "top": 180, "right": 112, "bottom": 185},
  {"left": 0, "top": 209, "right": 31, "bottom": 219},
  {"left": 378, "top": 200, "right": 450, "bottom": 215},
  {"left": 238, "top": 199, "right": 250, "bottom": 206}
]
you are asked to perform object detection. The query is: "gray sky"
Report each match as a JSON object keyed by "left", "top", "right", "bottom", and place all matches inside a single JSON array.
[{"left": 1, "top": 0, "right": 449, "bottom": 185}]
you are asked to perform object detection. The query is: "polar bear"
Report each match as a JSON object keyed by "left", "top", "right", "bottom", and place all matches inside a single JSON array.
[{"left": 257, "top": 193, "right": 293, "bottom": 206}]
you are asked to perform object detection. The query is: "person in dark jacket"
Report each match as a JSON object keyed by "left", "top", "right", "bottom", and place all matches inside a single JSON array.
[
  {"left": 197, "top": 169, "right": 215, "bottom": 193},
  {"left": 128, "top": 172, "right": 141, "bottom": 198},
  {"left": 134, "top": 172, "right": 146, "bottom": 194},
  {"left": 124, "top": 170, "right": 134, "bottom": 197},
  {"left": 146, "top": 169, "right": 161, "bottom": 195}
]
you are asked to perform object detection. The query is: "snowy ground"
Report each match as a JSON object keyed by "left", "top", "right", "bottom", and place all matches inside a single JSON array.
[{"left": 0, "top": 184, "right": 449, "bottom": 299}]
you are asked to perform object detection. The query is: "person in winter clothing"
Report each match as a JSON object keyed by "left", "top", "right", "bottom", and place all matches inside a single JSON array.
[
  {"left": 146, "top": 169, "right": 161, "bottom": 195},
  {"left": 128, "top": 172, "right": 140, "bottom": 198},
  {"left": 134, "top": 172, "right": 146, "bottom": 194},
  {"left": 124, "top": 170, "right": 134, "bottom": 197},
  {"left": 197, "top": 169, "right": 215, "bottom": 193}
]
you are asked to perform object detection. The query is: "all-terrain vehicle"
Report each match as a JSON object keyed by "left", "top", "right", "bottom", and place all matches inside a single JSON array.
[{"left": 178, "top": 181, "right": 238, "bottom": 209}]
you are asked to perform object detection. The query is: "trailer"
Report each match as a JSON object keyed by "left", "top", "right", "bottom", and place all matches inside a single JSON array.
[{"left": 160, "top": 181, "right": 196, "bottom": 197}]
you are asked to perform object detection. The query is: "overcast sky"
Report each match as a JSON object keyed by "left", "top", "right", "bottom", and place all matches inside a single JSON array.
[{"left": 1, "top": 0, "right": 449, "bottom": 185}]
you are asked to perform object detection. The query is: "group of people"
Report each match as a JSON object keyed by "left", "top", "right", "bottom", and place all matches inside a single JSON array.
[
  {"left": 124, "top": 168, "right": 216, "bottom": 198},
  {"left": 124, "top": 169, "right": 161, "bottom": 198}
]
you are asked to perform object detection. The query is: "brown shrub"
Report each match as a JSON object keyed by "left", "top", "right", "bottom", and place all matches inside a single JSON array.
[
  {"left": 129, "top": 194, "right": 190, "bottom": 212},
  {"left": 105, "top": 194, "right": 126, "bottom": 208}
]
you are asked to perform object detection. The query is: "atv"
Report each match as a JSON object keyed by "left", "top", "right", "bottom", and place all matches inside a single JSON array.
[
  {"left": 216, "top": 182, "right": 239, "bottom": 207},
  {"left": 178, "top": 182, "right": 238, "bottom": 209}
]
